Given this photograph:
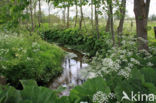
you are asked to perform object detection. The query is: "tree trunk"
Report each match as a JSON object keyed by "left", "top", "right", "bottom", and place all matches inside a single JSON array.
[
  {"left": 134, "top": 0, "right": 150, "bottom": 51},
  {"left": 30, "top": 0, "right": 34, "bottom": 33},
  {"left": 109, "top": 1, "right": 115, "bottom": 46},
  {"left": 63, "top": 7, "right": 66, "bottom": 26},
  {"left": 105, "top": 15, "right": 110, "bottom": 32},
  {"left": 154, "top": 27, "right": 156, "bottom": 39},
  {"left": 33, "top": 2, "right": 37, "bottom": 27},
  {"left": 38, "top": 0, "right": 41, "bottom": 27},
  {"left": 79, "top": 0, "right": 83, "bottom": 29},
  {"left": 117, "top": 0, "right": 126, "bottom": 46},
  {"left": 67, "top": 6, "right": 70, "bottom": 28},
  {"left": 48, "top": 3, "right": 51, "bottom": 26},
  {"left": 91, "top": 0, "right": 94, "bottom": 28},
  {"left": 95, "top": 4, "right": 100, "bottom": 39},
  {"left": 74, "top": 3, "right": 78, "bottom": 27}
]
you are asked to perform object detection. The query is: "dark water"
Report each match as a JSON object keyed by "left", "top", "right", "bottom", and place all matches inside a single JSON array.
[{"left": 49, "top": 46, "right": 88, "bottom": 96}]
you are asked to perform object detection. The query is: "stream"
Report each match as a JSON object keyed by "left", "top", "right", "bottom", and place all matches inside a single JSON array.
[{"left": 49, "top": 46, "right": 88, "bottom": 96}]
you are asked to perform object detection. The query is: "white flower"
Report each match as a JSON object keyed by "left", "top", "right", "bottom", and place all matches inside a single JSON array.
[
  {"left": 128, "top": 63, "right": 134, "bottom": 68},
  {"left": 27, "top": 57, "right": 31, "bottom": 61},
  {"left": 107, "top": 93, "right": 116, "bottom": 99},
  {"left": 130, "top": 58, "right": 140, "bottom": 65},
  {"left": 87, "top": 72, "right": 97, "bottom": 79},
  {"left": 147, "top": 62, "right": 154, "bottom": 67},
  {"left": 80, "top": 102, "right": 88, "bottom": 103},
  {"left": 118, "top": 69, "right": 130, "bottom": 79},
  {"left": 102, "top": 58, "right": 113, "bottom": 67},
  {"left": 121, "top": 40, "right": 126, "bottom": 45},
  {"left": 127, "top": 52, "right": 133, "bottom": 56},
  {"left": 120, "top": 55, "right": 125, "bottom": 59},
  {"left": 93, "top": 91, "right": 108, "bottom": 103}
]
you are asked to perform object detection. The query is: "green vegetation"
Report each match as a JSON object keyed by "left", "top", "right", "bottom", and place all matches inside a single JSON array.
[
  {"left": 41, "top": 27, "right": 111, "bottom": 56},
  {"left": 0, "top": 32, "right": 64, "bottom": 86},
  {"left": 0, "top": 0, "right": 156, "bottom": 103}
]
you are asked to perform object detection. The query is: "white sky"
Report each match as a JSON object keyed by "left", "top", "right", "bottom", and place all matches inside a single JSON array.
[{"left": 41, "top": 0, "right": 156, "bottom": 18}]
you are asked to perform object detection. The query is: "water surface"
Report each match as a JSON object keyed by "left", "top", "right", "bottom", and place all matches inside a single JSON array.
[{"left": 49, "top": 46, "right": 88, "bottom": 96}]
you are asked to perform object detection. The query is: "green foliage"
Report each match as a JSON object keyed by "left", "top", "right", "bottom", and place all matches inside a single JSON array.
[
  {"left": 115, "top": 68, "right": 156, "bottom": 103},
  {"left": 1, "top": 67, "right": 156, "bottom": 103},
  {"left": 0, "top": 32, "right": 64, "bottom": 86},
  {"left": 0, "top": 78, "right": 110, "bottom": 103},
  {"left": 70, "top": 77, "right": 110, "bottom": 102},
  {"left": 0, "top": 0, "right": 29, "bottom": 29},
  {"left": 42, "top": 28, "right": 111, "bottom": 56},
  {"left": 0, "top": 80, "right": 59, "bottom": 103}
]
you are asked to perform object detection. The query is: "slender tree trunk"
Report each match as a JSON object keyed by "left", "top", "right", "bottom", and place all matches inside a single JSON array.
[
  {"left": 105, "top": 15, "right": 110, "bottom": 32},
  {"left": 63, "top": 7, "right": 66, "bottom": 26},
  {"left": 95, "top": 4, "right": 100, "bottom": 39},
  {"left": 117, "top": 0, "right": 126, "bottom": 46},
  {"left": 25, "top": 7, "right": 32, "bottom": 35},
  {"left": 38, "top": 0, "right": 41, "bottom": 27},
  {"left": 109, "top": 1, "right": 115, "bottom": 46},
  {"left": 30, "top": 0, "right": 34, "bottom": 33},
  {"left": 48, "top": 3, "right": 51, "bottom": 26},
  {"left": 134, "top": 0, "right": 150, "bottom": 51},
  {"left": 74, "top": 1, "right": 78, "bottom": 27},
  {"left": 91, "top": 0, "right": 94, "bottom": 28},
  {"left": 79, "top": 0, "right": 83, "bottom": 29},
  {"left": 33, "top": 2, "right": 37, "bottom": 28},
  {"left": 67, "top": 6, "right": 70, "bottom": 28}
]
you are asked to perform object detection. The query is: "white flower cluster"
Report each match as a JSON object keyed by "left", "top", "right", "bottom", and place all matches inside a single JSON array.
[
  {"left": 147, "top": 62, "right": 154, "bottom": 67},
  {"left": 118, "top": 67, "right": 131, "bottom": 79},
  {"left": 32, "top": 42, "right": 40, "bottom": 52},
  {"left": 93, "top": 91, "right": 108, "bottom": 103},
  {"left": 93, "top": 91, "right": 115, "bottom": 103},
  {"left": 80, "top": 102, "right": 88, "bottom": 103},
  {"left": 83, "top": 36, "right": 155, "bottom": 80},
  {"left": 0, "top": 49, "right": 9, "bottom": 55},
  {"left": 130, "top": 58, "right": 140, "bottom": 65}
]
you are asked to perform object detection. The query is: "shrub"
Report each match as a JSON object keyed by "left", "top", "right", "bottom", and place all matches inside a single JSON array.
[
  {"left": 0, "top": 32, "right": 64, "bottom": 86},
  {"left": 41, "top": 28, "right": 111, "bottom": 57}
]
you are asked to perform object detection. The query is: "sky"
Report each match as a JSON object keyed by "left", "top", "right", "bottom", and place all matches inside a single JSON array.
[{"left": 40, "top": 0, "right": 156, "bottom": 18}]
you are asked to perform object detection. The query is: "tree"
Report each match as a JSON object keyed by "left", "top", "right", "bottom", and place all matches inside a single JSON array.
[
  {"left": 63, "top": 7, "right": 66, "bottom": 26},
  {"left": 117, "top": 0, "right": 126, "bottom": 46},
  {"left": 38, "top": 0, "right": 42, "bottom": 27},
  {"left": 108, "top": 0, "right": 115, "bottom": 46},
  {"left": 29, "top": 0, "right": 34, "bottom": 32},
  {"left": 48, "top": 1, "right": 53, "bottom": 26},
  {"left": 79, "top": 0, "right": 83, "bottom": 29},
  {"left": 91, "top": 0, "right": 94, "bottom": 28},
  {"left": 0, "top": 0, "right": 29, "bottom": 29},
  {"left": 134, "top": 0, "right": 150, "bottom": 50},
  {"left": 66, "top": 6, "right": 70, "bottom": 27},
  {"left": 74, "top": 0, "right": 78, "bottom": 27},
  {"left": 91, "top": 0, "right": 101, "bottom": 39},
  {"left": 105, "top": 16, "right": 110, "bottom": 32},
  {"left": 94, "top": 2, "right": 100, "bottom": 39}
]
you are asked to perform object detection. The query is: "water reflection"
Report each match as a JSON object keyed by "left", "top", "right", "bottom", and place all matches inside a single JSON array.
[{"left": 49, "top": 46, "right": 88, "bottom": 96}]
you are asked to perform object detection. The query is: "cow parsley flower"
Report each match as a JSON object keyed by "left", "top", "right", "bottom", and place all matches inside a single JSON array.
[
  {"left": 93, "top": 91, "right": 108, "bottom": 103},
  {"left": 147, "top": 62, "right": 154, "bottom": 67}
]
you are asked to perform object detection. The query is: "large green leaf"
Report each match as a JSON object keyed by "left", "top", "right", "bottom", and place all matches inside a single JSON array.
[
  {"left": 0, "top": 86, "right": 22, "bottom": 103},
  {"left": 70, "top": 77, "right": 110, "bottom": 102},
  {"left": 20, "top": 80, "right": 58, "bottom": 103}
]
